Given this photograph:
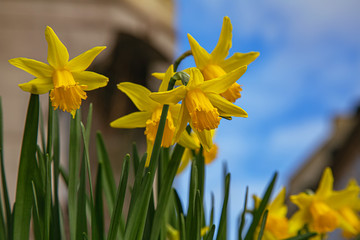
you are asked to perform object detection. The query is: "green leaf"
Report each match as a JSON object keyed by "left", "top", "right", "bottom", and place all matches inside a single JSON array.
[
  {"left": 96, "top": 132, "right": 116, "bottom": 213},
  {"left": 44, "top": 154, "right": 52, "bottom": 240},
  {"left": 94, "top": 163, "right": 104, "bottom": 240},
  {"left": 69, "top": 110, "right": 82, "bottom": 240},
  {"left": 216, "top": 173, "right": 230, "bottom": 240},
  {"left": 205, "top": 225, "right": 215, "bottom": 240},
  {"left": 80, "top": 119, "right": 97, "bottom": 240},
  {"left": 193, "top": 191, "right": 201, "bottom": 240},
  {"left": 51, "top": 110, "right": 61, "bottom": 240},
  {"left": 244, "top": 172, "right": 278, "bottom": 240},
  {"left": 132, "top": 143, "right": 140, "bottom": 175},
  {"left": 257, "top": 210, "right": 268, "bottom": 240},
  {"left": 127, "top": 154, "right": 146, "bottom": 218},
  {"left": 76, "top": 157, "right": 87, "bottom": 240},
  {"left": 31, "top": 181, "right": 42, "bottom": 240},
  {"left": 149, "top": 144, "right": 185, "bottom": 240},
  {"left": 107, "top": 155, "right": 129, "bottom": 240},
  {"left": 0, "top": 97, "right": 9, "bottom": 240},
  {"left": 210, "top": 192, "right": 214, "bottom": 227},
  {"left": 238, "top": 186, "right": 249, "bottom": 240},
  {"left": 179, "top": 214, "right": 186, "bottom": 240},
  {"left": 186, "top": 161, "right": 198, "bottom": 240},
  {"left": 13, "top": 94, "right": 39, "bottom": 240}
]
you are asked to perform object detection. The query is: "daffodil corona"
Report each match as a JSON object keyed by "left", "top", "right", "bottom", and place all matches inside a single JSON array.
[
  {"left": 9, "top": 26, "right": 108, "bottom": 117},
  {"left": 188, "top": 16, "right": 259, "bottom": 102}
]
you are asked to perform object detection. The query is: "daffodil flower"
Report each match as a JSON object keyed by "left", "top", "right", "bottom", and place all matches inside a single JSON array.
[
  {"left": 253, "top": 188, "right": 290, "bottom": 240},
  {"left": 188, "top": 16, "right": 259, "bottom": 102},
  {"left": 9, "top": 26, "right": 108, "bottom": 117},
  {"left": 289, "top": 167, "right": 360, "bottom": 235},
  {"left": 110, "top": 65, "right": 198, "bottom": 166},
  {"left": 150, "top": 67, "right": 248, "bottom": 151},
  {"left": 177, "top": 131, "right": 218, "bottom": 175}
]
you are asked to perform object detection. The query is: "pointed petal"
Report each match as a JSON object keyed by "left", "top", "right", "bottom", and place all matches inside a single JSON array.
[
  {"left": 177, "top": 131, "right": 200, "bottom": 150},
  {"left": 316, "top": 167, "right": 334, "bottom": 198},
  {"left": 9, "top": 58, "right": 53, "bottom": 78},
  {"left": 177, "top": 149, "right": 192, "bottom": 175},
  {"left": 145, "top": 139, "right": 153, "bottom": 167},
  {"left": 186, "top": 68, "right": 205, "bottom": 87},
  {"left": 152, "top": 72, "right": 165, "bottom": 80},
  {"left": 174, "top": 103, "right": 190, "bottom": 141},
  {"left": 66, "top": 46, "right": 106, "bottom": 72},
  {"left": 188, "top": 34, "right": 211, "bottom": 69},
  {"left": 159, "top": 65, "right": 174, "bottom": 92},
  {"left": 290, "top": 192, "right": 313, "bottom": 209},
  {"left": 110, "top": 111, "right": 151, "bottom": 129},
  {"left": 192, "top": 127, "right": 213, "bottom": 151},
  {"left": 288, "top": 210, "right": 309, "bottom": 234},
  {"left": 200, "top": 66, "right": 247, "bottom": 94},
  {"left": 207, "top": 93, "right": 247, "bottom": 117},
  {"left": 72, "top": 71, "right": 108, "bottom": 90},
  {"left": 211, "top": 16, "right": 232, "bottom": 63},
  {"left": 220, "top": 52, "right": 260, "bottom": 72},
  {"left": 45, "top": 26, "right": 69, "bottom": 69},
  {"left": 169, "top": 104, "right": 181, "bottom": 123},
  {"left": 149, "top": 86, "right": 187, "bottom": 105},
  {"left": 118, "top": 82, "right": 158, "bottom": 112},
  {"left": 18, "top": 77, "right": 53, "bottom": 94}
]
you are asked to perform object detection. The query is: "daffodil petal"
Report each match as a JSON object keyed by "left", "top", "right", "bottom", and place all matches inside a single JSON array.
[
  {"left": 316, "top": 167, "right": 334, "bottom": 198},
  {"left": 149, "top": 86, "right": 187, "bottom": 105},
  {"left": 159, "top": 65, "right": 174, "bottom": 92},
  {"left": 66, "top": 46, "right": 106, "bottom": 72},
  {"left": 207, "top": 93, "right": 247, "bottom": 117},
  {"left": 110, "top": 111, "right": 151, "bottom": 128},
  {"left": 118, "top": 82, "right": 158, "bottom": 112},
  {"left": 72, "top": 71, "right": 109, "bottom": 90},
  {"left": 177, "top": 149, "right": 192, "bottom": 175},
  {"left": 192, "top": 127, "right": 212, "bottom": 151},
  {"left": 174, "top": 103, "right": 190, "bottom": 141},
  {"left": 178, "top": 131, "right": 200, "bottom": 150},
  {"left": 290, "top": 192, "right": 312, "bottom": 209},
  {"left": 18, "top": 77, "right": 53, "bottom": 94},
  {"left": 9, "top": 58, "right": 53, "bottom": 78},
  {"left": 288, "top": 210, "right": 309, "bottom": 235},
  {"left": 220, "top": 52, "right": 260, "bottom": 72},
  {"left": 200, "top": 66, "right": 247, "bottom": 94},
  {"left": 211, "top": 16, "right": 232, "bottom": 63},
  {"left": 169, "top": 104, "right": 181, "bottom": 123},
  {"left": 45, "top": 26, "right": 69, "bottom": 69},
  {"left": 186, "top": 68, "right": 205, "bottom": 87},
  {"left": 188, "top": 34, "right": 211, "bottom": 69},
  {"left": 145, "top": 139, "right": 153, "bottom": 167},
  {"left": 152, "top": 72, "right": 165, "bottom": 80}
]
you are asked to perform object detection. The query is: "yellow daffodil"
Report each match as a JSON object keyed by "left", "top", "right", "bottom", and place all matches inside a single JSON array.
[
  {"left": 188, "top": 16, "right": 259, "bottom": 102},
  {"left": 289, "top": 167, "right": 360, "bottom": 235},
  {"left": 149, "top": 67, "right": 247, "bottom": 151},
  {"left": 253, "top": 188, "right": 290, "bottom": 240},
  {"left": 110, "top": 65, "right": 197, "bottom": 166},
  {"left": 9, "top": 26, "right": 108, "bottom": 117},
  {"left": 177, "top": 131, "right": 218, "bottom": 175}
]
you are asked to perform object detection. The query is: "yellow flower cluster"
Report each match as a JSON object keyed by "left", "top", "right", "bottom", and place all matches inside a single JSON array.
[
  {"left": 110, "top": 16, "right": 259, "bottom": 166},
  {"left": 253, "top": 167, "right": 360, "bottom": 240}
]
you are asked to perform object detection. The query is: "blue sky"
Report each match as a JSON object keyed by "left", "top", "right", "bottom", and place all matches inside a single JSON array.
[{"left": 173, "top": 0, "right": 360, "bottom": 238}]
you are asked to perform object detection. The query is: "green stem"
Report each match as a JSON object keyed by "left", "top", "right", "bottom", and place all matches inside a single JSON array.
[{"left": 173, "top": 50, "right": 192, "bottom": 71}]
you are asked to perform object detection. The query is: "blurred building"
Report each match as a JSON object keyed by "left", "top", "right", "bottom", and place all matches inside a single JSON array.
[
  {"left": 288, "top": 105, "right": 360, "bottom": 197},
  {"left": 0, "top": 0, "right": 175, "bottom": 206}
]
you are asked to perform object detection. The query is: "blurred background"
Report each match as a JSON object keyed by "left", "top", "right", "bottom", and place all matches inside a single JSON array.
[{"left": 1, "top": 0, "right": 360, "bottom": 239}]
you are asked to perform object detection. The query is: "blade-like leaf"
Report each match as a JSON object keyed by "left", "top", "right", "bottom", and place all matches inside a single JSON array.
[
  {"left": 257, "top": 210, "right": 268, "bottom": 240},
  {"left": 216, "top": 173, "right": 230, "bottom": 240},
  {"left": 96, "top": 132, "right": 116, "bottom": 213},
  {"left": 244, "top": 172, "right": 278, "bottom": 240},
  {"left": 107, "top": 155, "right": 129, "bottom": 240},
  {"left": 238, "top": 187, "right": 249, "bottom": 240},
  {"left": 13, "top": 94, "right": 39, "bottom": 240},
  {"left": 76, "top": 157, "right": 87, "bottom": 240},
  {"left": 69, "top": 110, "right": 81, "bottom": 240},
  {"left": 94, "top": 163, "right": 104, "bottom": 240}
]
